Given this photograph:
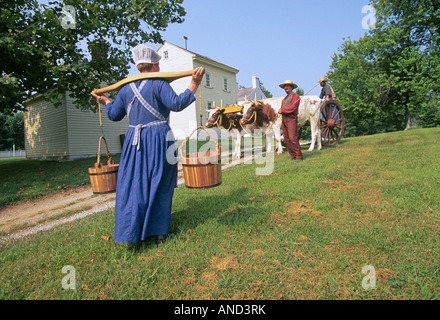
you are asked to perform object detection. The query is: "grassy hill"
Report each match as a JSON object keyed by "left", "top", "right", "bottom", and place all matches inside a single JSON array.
[{"left": 1, "top": 127, "right": 439, "bottom": 300}]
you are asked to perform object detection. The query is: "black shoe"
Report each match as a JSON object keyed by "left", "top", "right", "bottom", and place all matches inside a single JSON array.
[{"left": 157, "top": 232, "right": 179, "bottom": 245}]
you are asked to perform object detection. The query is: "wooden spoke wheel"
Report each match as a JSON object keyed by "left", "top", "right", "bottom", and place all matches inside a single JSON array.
[{"left": 320, "top": 100, "right": 344, "bottom": 146}]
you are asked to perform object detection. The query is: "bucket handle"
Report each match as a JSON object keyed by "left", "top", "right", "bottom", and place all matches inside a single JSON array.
[
  {"left": 95, "top": 136, "right": 114, "bottom": 168},
  {"left": 178, "top": 126, "right": 220, "bottom": 158}
]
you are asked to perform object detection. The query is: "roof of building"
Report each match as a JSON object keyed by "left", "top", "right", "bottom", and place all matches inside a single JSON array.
[
  {"left": 237, "top": 88, "right": 254, "bottom": 100},
  {"left": 157, "top": 41, "right": 239, "bottom": 73}
]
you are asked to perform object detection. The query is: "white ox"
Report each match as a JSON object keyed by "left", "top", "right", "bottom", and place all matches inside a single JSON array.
[{"left": 240, "top": 95, "right": 323, "bottom": 153}]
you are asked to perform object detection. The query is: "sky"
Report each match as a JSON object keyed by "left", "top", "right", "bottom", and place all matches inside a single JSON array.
[{"left": 129, "top": 0, "right": 374, "bottom": 99}]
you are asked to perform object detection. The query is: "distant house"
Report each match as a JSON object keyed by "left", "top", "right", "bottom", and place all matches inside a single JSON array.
[
  {"left": 238, "top": 76, "right": 267, "bottom": 105},
  {"left": 24, "top": 93, "right": 128, "bottom": 161},
  {"left": 157, "top": 41, "right": 240, "bottom": 140}
]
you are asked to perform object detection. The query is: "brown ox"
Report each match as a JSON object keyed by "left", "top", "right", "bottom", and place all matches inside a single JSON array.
[
  {"left": 206, "top": 108, "right": 244, "bottom": 158},
  {"left": 239, "top": 99, "right": 283, "bottom": 154}
]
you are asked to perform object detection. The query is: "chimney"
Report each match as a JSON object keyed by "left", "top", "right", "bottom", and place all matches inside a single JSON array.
[{"left": 252, "top": 76, "right": 260, "bottom": 89}]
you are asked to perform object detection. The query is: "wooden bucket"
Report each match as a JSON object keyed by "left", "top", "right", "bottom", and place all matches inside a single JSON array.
[
  {"left": 88, "top": 136, "right": 119, "bottom": 194},
  {"left": 178, "top": 127, "right": 222, "bottom": 189}
]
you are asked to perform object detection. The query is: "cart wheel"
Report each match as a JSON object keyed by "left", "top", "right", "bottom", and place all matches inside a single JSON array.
[{"left": 320, "top": 100, "right": 344, "bottom": 146}]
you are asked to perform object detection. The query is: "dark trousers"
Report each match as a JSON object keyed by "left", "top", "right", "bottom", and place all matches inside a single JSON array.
[{"left": 282, "top": 114, "right": 303, "bottom": 159}]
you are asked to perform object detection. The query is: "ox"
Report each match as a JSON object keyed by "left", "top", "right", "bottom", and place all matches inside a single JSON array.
[
  {"left": 206, "top": 105, "right": 280, "bottom": 158},
  {"left": 240, "top": 96, "right": 323, "bottom": 153},
  {"left": 206, "top": 108, "right": 244, "bottom": 158}
]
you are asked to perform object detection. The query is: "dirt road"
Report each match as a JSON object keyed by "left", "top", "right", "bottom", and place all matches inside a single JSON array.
[{"left": 0, "top": 185, "right": 116, "bottom": 239}]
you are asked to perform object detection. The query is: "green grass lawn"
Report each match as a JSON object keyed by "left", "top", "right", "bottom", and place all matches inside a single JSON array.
[{"left": 1, "top": 127, "right": 439, "bottom": 300}]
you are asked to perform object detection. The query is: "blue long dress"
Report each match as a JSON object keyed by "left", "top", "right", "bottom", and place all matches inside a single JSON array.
[{"left": 106, "top": 79, "right": 195, "bottom": 243}]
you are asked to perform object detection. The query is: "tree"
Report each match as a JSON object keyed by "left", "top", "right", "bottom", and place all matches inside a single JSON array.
[
  {"left": 259, "top": 81, "right": 273, "bottom": 98},
  {"left": 0, "top": 112, "right": 24, "bottom": 150},
  {"left": 0, "top": 0, "right": 186, "bottom": 115},
  {"left": 418, "top": 94, "right": 440, "bottom": 128},
  {"left": 329, "top": 0, "right": 440, "bottom": 136},
  {"left": 373, "top": 0, "right": 440, "bottom": 128},
  {"left": 373, "top": 0, "right": 440, "bottom": 54},
  {"left": 295, "top": 87, "right": 304, "bottom": 96}
]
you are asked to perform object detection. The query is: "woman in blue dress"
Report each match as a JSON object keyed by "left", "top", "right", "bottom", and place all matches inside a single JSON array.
[{"left": 91, "top": 44, "right": 205, "bottom": 244}]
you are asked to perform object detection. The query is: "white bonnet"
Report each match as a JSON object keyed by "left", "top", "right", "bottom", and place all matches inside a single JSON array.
[{"left": 132, "top": 44, "right": 161, "bottom": 66}]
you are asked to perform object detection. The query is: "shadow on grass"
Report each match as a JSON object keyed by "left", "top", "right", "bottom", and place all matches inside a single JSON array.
[
  {"left": 174, "top": 186, "right": 263, "bottom": 228},
  {"left": 126, "top": 187, "right": 265, "bottom": 253}
]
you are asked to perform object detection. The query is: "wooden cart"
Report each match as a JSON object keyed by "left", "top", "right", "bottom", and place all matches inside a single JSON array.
[{"left": 320, "top": 99, "right": 345, "bottom": 146}]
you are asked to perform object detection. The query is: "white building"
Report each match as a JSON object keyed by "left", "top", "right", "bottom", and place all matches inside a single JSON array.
[
  {"left": 157, "top": 42, "right": 239, "bottom": 140},
  {"left": 23, "top": 93, "right": 128, "bottom": 161}
]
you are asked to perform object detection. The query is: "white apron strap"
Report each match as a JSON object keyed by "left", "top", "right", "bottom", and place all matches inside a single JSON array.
[
  {"left": 127, "top": 80, "right": 147, "bottom": 118},
  {"left": 129, "top": 81, "right": 166, "bottom": 121},
  {"left": 126, "top": 80, "right": 169, "bottom": 150}
]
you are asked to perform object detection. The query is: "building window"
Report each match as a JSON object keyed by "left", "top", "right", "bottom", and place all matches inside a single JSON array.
[
  {"left": 163, "top": 51, "right": 168, "bottom": 59},
  {"left": 223, "top": 78, "right": 228, "bottom": 91},
  {"left": 205, "top": 73, "right": 211, "bottom": 87},
  {"left": 207, "top": 101, "right": 213, "bottom": 109}
]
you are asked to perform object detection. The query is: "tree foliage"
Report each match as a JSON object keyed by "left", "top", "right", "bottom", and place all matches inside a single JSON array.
[
  {"left": 329, "top": 0, "right": 440, "bottom": 137},
  {"left": 0, "top": 112, "right": 24, "bottom": 150},
  {"left": 0, "top": 0, "right": 186, "bottom": 115},
  {"left": 259, "top": 81, "right": 273, "bottom": 98}
]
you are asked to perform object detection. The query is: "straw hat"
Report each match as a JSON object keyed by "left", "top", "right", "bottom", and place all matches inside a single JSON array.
[
  {"left": 319, "top": 77, "right": 327, "bottom": 83},
  {"left": 132, "top": 44, "right": 161, "bottom": 66},
  {"left": 279, "top": 80, "right": 298, "bottom": 89}
]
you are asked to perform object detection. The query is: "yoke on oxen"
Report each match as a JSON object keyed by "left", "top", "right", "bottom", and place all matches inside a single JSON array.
[
  {"left": 206, "top": 105, "right": 244, "bottom": 130},
  {"left": 218, "top": 104, "right": 243, "bottom": 114}
]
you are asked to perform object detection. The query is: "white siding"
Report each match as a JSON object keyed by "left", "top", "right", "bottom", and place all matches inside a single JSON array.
[
  {"left": 24, "top": 96, "right": 69, "bottom": 160},
  {"left": 24, "top": 93, "right": 130, "bottom": 161},
  {"left": 66, "top": 93, "right": 129, "bottom": 160}
]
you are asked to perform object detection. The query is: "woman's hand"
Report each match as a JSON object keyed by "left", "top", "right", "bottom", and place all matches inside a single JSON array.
[
  {"left": 91, "top": 91, "right": 111, "bottom": 105},
  {"left": 192, "top": 67, "right": 205, "bottom": 85},
  {"left": 188, "top": 67, "right": 205, "bottom": 94}
]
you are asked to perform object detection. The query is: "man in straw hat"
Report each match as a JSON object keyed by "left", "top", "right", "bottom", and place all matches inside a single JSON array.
[
  {"left": 91, "top": 44, "right": 205, "bottom": 244},
  {"left": 278, "top": 80, "right": 303, "bottom": 161},
  {"left": 319, "top": 77, "right": 336, "bottom": 102}
]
